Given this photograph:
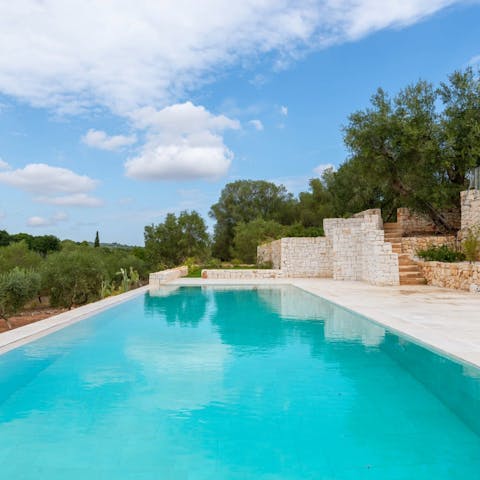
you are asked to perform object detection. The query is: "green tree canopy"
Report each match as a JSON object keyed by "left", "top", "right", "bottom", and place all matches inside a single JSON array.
[
  {"left": 0, "top": 268, "right": 41, "bottom": 329},
  {"left": 30, "top": 235, "right": 61, "bottom": 256},
  {"left": 144, "top": 210, "right": 210, "bottom": 269},
  {"left": 231, "top": 219, "right": 286, "bottom": 263},
  {"left": 0, "top": 241, "right": 43, "bottom": 273},
  {"left": 297, "top": 177, "right": 336, "bottom": 227},
  {"left": 339, "top": 68, "right": 480, "bottom": 230},
  {"left": 210, "top": 180, "right": 297, "bottom": 260},
  {"left": 42, "top": 249, "right": 106, "bottom": 309},
  {"left": 0, "top": 230, "right": 10, "bottom": 247}
]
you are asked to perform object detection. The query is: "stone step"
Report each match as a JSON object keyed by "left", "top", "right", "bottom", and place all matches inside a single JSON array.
[
  {"left": 384, "top": 225, "right": 402, "bottom": 231},
  {"left": 400, "top": 278, "right": 427, "bottom": 285},
  {"left": 400, "top": 271, "right": 424, "bottom": 279},
  {"left": 399, "top": 265, "right": 419, "bottom": 272}
]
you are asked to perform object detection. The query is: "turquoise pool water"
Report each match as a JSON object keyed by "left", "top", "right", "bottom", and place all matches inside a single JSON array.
[{"left": 1, "top": 286, "right": 480, "bottom": 479}]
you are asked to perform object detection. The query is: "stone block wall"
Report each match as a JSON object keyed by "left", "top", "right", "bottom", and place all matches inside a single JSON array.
[
  {"left": 324, "top": 211, "right": 399, "bottom": 286},
  {"left": 280, "top": 238, "right": 332, "bottom": 277},
  {"left": 401, "top": 236, "right": 457, "bottom": 259},
  {"left": 257, "top": 239, "right": 282, "bottom": 268},
  {"left": 397, "top": 207, "right": 460, "bottom": 235},
  {"left": 149, "top": 266, "right": 188, "bottom": 288},
  {"left": 461, "top": 190, "right": 480, "bottom": 235},
  {"left": 201, "top": 269, "right": 284, "bottom": 279},
  {"left": 257, "top": 237, "right": 333, "bottom": 277},
  {"left": 417, "top": 261, "right": 480, "bottom": 292},
  {"left": 324, "top": 217, "right": 364, "bottom": 281}
]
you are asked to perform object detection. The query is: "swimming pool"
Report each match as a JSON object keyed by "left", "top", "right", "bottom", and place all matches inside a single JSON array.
[{"left": 0, "top": 285, "right": 479, "bottom": 479}]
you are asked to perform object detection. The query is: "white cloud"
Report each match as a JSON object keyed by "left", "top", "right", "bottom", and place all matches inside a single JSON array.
[
  {"left": 27, "top": 216, "right": 51, "bottom": 227},
  {"left": 313, "top": 163, "right": 335, "bottom": 176},
  {"left": 0, "top": 163, "right": 103, "bottom": 207},
  {"left": 468, "top": 54, "right": 480, "bottom": 66},
  {"left": 82, "top": 129, "right": 137, "bottom": 151},
  {"left": 0, "top": 158, "right": 10, "bottom": 170},
  {"left": 248, "top": 119, "right": 264, "bottom": 131},
  {"left": 36, "top": 193, "right": 104, "bottom": 208},
  {"left": 280, "top": 105, "right": 288, "bottom": 116},
  {"left": 126, "top": 102, "right": 239, "bottom": 181},
  {"left": 27, "top": 212, "right": 67, "bottom": 227},
  {"left": 52, "top": 211, "right": 68, "bottom": 222},
  {"left": 0, "top": 1, "right": 465, "bottom": 114},
  {"left": 0, "top": 163, "right": 97, "bottom": 194}
]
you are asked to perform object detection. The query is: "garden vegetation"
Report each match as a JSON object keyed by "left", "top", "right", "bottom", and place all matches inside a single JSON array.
[{"left": 1, "top": 67, "right": 479, "bottom": 327}]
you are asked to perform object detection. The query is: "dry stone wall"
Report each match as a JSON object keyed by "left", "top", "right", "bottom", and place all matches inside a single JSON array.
[
  {"left": 397, "top": 208, "right": 460, "bottom": 235},
  {"left": 257, "top": 237, "right": 332, "bottom": 277},
  {"left": 324, "top": 211, "right": 399, "bottom": 286},
  {"left": 257, "top": 239, "right": 282, "bottom": 268},
  {"left": 461, "top": 190, "right": 480, "bottom": 236},
  {"left": 201, "top": 269, "right": 284, "bottom": 279},
  {"left": 149, "top": 266, "right": 188, "bottom": 288},
  {"left": 401, "top": 236, "right": 457, "bottom": 259},
  {"left": 418, "top": 261, "right": 480, "bottom": 293}
]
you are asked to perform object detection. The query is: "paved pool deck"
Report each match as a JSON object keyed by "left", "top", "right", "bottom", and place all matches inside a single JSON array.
[{"left": 1, "top": 278, "right": 479, "bottom": 370}]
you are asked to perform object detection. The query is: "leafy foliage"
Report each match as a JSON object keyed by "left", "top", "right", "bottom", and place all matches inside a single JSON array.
[
  {"left": 0, "top": 241, "right": 43, "bottom": 273},
  {"left": 145, "top": 210, "right": 210, "bottom": 268},
  {"left": 5, "top": 232, "right": 61, "bottom": 255},
  {"left": 339, "top": 68, "right": 480, "bottom": 229},
  {"left": 232, "top": 219, "right": 286, "bottom": 263},
  {"left": 210, "top": 180, "right": 296, "bottom": 260},
  {"left": 462, "top": 226, "right": 480, "bottom": 262},
  {"left": 0, "top": 268, "right": 41, "bottom": 328},
  {"left": 417, "top": 245, "right": 466, "bottom": 263},
  {"left": 42, "top": 249, "right": 106, "bottom": 309}
]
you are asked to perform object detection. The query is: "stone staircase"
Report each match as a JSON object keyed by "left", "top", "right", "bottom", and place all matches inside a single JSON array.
[{"left": 383, "top": 223, "right": 426, "bottom": 285}]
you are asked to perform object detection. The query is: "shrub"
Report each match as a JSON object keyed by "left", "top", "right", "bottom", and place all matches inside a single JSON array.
[
  {"left": 231, "top": 219, "right": 286, "bottom": 264},
  {"left": 0, "top": 241, "right": 43, "bottom": 273},
  {"left": 0, "top": 268, "right": 41, "bottom": 329},
  {"left": 417, "top": 244, "right": 466, "bottom": 262},
  {"left": 462, "top": 226, "right": 480, "bottom": 262},
  {"left": 42, "top": 250, "right": 106, "bottom": 309}
]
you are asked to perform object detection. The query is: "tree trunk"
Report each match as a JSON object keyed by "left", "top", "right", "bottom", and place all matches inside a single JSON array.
[
  {"left": 1, "top": 315, "right": 12, "bottom": 330},
  {"left": 391, "top": 177, "right": 455, "bottom": 232}
]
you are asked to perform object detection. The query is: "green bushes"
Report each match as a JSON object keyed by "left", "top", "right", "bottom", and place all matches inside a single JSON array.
[
  {"left": 462, "top": 227, "right": 480, "bottom": 262},
  {"left": 0, "top": 233, "right": 147, "bottom": 322},
  {"left": 0, "top": 268, "right": 41, "bottom": 328},
  {"left": 230, "top": 218, "right": 325, "bottom": 264},
  {"left": 418, "top": 227, "right": 480, "bottom": 263},
  {"left": 144, "top": 211, "right": 210, "bottom": 269},
  {"left": 231, "top": 219, "right": 286, "bottom": 264},
  {"left": 417, "top": 245, "right": 466, "bottom": 262},
  {"left": 42, "top": 250, "right": 106, "bottom": 309},
  {"left": 0, "top": 241, "right": 43, "bottom": 273}
]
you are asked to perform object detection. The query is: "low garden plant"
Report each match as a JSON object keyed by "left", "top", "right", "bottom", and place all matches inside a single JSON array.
[
  {"left": 462, "top": 226, "right": 480, "bottom": 262},
  {"left": 417, "top": 244, "right": 466, "bottom": 263}
]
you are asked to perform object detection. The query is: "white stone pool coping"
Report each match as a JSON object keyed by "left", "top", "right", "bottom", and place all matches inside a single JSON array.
[{"left": 1, "top": 279, "right": 480, "bottom": 370}]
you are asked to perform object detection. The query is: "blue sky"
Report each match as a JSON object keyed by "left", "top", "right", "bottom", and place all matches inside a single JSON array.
[{"left": 0, "top": 1, "right": 479, "bottom": 245}]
